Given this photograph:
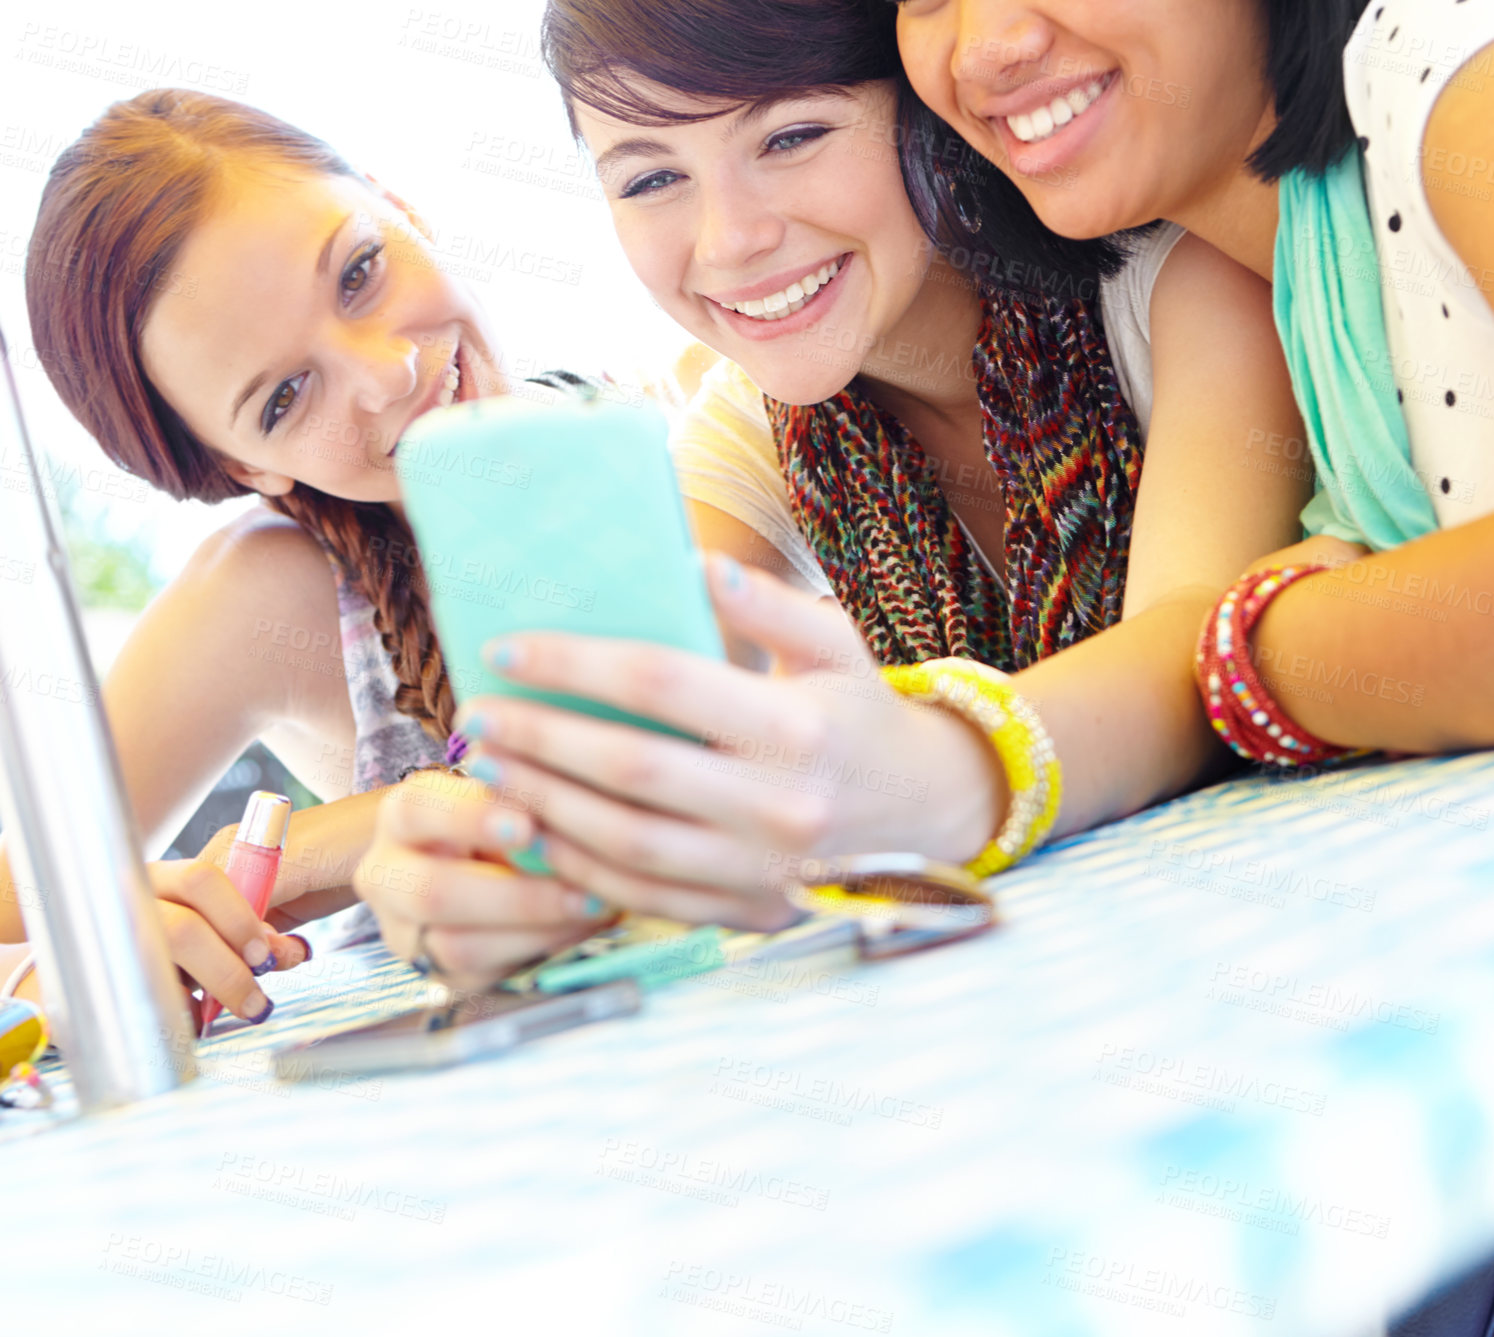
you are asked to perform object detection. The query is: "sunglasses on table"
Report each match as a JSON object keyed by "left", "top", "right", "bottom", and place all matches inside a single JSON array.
[{"left": 789, "top": 853, "right": 997, "bottom": 958}]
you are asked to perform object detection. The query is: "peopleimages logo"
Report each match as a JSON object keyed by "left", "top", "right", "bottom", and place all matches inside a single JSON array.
[
  {"left": 16, "top": 24, "right": 252, "bottom": 94},
  {"left": 99, "top": 1233, "right": 333, "bottom": 1305},
  {"left": 1157, "top": 1165, "right": 1391, "bottom": 1238},
  {"left": 1148, "top": 839, "right": 1377, "bottom": 912},
  {"left": 1044, "top": 1247, "right": 1275, "bottom": 1321},
  {"left": 710, "top": 1057, "right": 943, "bottom": 1129},
  {"left": 1094, "top": 1043, "right": 1329, "bottom": 1117},
  {"left": 596, "top": 1139, "right": 831, "bottom": 1211},
  {"left": 661, "top": 1262, "right": 894, "bottom": 1332},
  {"left": 213, "top": 1153, "right": 447, "bottom": 1224},
  {"left": 1208, "top": 963, "right": 1440, "bottom": 1035},
  {"left": 702, "top": 730, "right": 930, "bottom": 802}
]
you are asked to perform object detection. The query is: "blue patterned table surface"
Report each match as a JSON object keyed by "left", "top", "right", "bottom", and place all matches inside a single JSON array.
[{"left": 5, "top": 751, "right": 1494, "bottom": 1337}]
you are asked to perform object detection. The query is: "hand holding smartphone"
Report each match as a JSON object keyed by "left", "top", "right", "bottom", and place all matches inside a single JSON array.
[
  {"left": 396, "top": 392, "right": 725, "bottom": 873},
  {"left": 397, "top": 392, "right": 724, "bottom": 727}
]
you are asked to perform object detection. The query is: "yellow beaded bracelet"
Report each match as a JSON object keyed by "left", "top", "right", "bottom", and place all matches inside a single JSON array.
[{"left": 881, "top": 658, "right": 1063, "bottom": 880}]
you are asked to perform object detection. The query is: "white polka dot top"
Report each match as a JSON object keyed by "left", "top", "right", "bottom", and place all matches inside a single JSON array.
[{"left": 1344, "top": 0, "right": 1494, "bottom": 527}]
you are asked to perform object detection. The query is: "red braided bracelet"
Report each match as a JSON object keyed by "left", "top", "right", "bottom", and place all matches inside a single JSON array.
[{"left": 1195, "top": 565, "right": 1352, "bottom": 767}]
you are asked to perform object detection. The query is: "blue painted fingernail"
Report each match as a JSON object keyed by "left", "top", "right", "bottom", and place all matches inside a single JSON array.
[
  {"left": 457, "top": 714, "right": 486, "bottom": 742},
  {"left": 467, "top": 756, "right": 503, "bottom": 786},
  {"left": 249, "top": 952, "right": 278, "bottom": 978},
  {"left": 485, "top": 639, "right": 520, "bottom": 671},
  {"left": 583, "top": 894, "right": 605, "bottom": 917},
  {"left": 526, "top": 835, "right": 548, "bottom": 862},
  {"left": 247, "top": 998, "right": 275, "bottom": 1026},
  {"left": 485, "top": 811, "right": 526, "bottom": 846}
]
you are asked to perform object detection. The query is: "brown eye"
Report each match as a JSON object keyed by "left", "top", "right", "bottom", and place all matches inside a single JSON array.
[
  {"left": 340, "top": 241, "right": 384, "bottom": 305},
  {"left": 261, "top": 371, "right": 308, "bottom": 434}
]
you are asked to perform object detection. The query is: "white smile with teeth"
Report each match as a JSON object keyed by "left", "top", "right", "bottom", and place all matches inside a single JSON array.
[
  {"left": 1005, "top": 75, "right": 1113, "bottom": 145},
  {"left": 434, "top": 353, "right": 461, "bottom": 408},
  {"left": 721, "top": 259, "right": 841, "bottom": 321}
]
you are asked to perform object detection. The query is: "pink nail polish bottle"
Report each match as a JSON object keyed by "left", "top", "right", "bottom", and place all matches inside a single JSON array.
[
  {"left": 224, "top": 791, "right": 293, "bottom": 921},
  {"left": 199, "top": 791, "right": 292, "bottom": 1038}
]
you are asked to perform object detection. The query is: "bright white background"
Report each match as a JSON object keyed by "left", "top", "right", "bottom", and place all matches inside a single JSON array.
[{"left": 0, "top": 0, "right": 691, "bottom": 590}]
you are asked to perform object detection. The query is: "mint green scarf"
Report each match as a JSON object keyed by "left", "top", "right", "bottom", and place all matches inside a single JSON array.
[{"left": 1273, "top": 150, "right": 1438, "bottom": 549}]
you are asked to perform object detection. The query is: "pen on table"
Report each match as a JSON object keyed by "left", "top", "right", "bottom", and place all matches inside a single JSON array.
[
  {"left": 499, "top": 915, "right": 680, "bottom": 994},
  {"left": 532, "top": 917, "right": 862, "bottom": 994},
  {"left": 198, "top": 791, "right": 292, "bottom": 1039}
]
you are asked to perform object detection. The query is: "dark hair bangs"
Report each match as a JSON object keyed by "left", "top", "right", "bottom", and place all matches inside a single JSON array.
[
  {"left": 553, "top": 65, "right": 866, "bottom": 132},
  {"left": 543, "top": 0, "right": 901, "bottom": 130}
]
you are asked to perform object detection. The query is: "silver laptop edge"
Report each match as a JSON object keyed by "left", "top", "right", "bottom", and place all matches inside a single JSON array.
[{"left": 0, "top": 322, "right": 194, "bottom": 1111}]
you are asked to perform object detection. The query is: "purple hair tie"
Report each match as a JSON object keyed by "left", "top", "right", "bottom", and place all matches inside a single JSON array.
[{"left": 444, "top": 731, "right": 469, "bottom": 766}]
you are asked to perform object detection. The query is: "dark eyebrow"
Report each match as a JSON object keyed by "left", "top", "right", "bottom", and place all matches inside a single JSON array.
[
  {"left": 592, "top": 136, "right": 673, "bottom": 184},
  {"left": 737, "top": 88, "right": 856, "bottom": 129},
  {"left": 230, "top": 211, "right": 350, "bottom": 428},
  {"left": 592, "top": 91, "right": 858, "bottom": 184},
  {"left": 230, "top": 370, "right": 268, "bottom": 429}
]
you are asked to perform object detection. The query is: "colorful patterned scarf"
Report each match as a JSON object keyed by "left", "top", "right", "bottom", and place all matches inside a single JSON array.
[{"left": 766, "top": 290, "right": 1144, "bottom": 671}]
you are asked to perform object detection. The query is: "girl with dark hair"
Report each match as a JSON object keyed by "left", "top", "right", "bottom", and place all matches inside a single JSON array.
[
  {"left": 896, "top": 0, "right": 1494, "bottom": 763},
  {"left": 5, "top": 89, "right": 609, "bottom": 1016},
  {"left": 355, "top": 0, "right": 1307, "bottom": 981}
]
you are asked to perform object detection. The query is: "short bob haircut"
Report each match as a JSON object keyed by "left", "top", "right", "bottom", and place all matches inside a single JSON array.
[{"left": 1249, "top": 0, "right": 1364, "bottom": 180}]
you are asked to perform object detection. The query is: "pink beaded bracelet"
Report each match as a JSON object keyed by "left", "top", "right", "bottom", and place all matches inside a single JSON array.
[{"left": 1195, "top": 565, "right": 1352, "bottom": 768}]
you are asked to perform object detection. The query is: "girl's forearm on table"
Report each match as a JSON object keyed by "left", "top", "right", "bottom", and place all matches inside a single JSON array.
[
  {"left": 1, "top": 782, "right": 394, "bottom": 945},
  {"left": 206, "top": 785, "right": 394, "bottom": 909},
  {"left": 1013, "top": 588, "right": 1235, "bottom": 842},
  {"left": 1253, "top": 518, "right": 1494, "bottom": 753}
]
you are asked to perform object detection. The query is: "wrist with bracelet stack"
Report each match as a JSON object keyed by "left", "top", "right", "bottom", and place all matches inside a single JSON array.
[
  {"left": 1195, "top": 564, "right": 1361, "bottom": 768},
  {"left": 881, "top": 657, "right": 1063, "bottom": 880}
]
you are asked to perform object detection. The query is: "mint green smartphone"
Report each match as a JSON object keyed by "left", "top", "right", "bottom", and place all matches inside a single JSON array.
[{"left": 395, "top": 393, "right": 725, "bottom": 870}]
